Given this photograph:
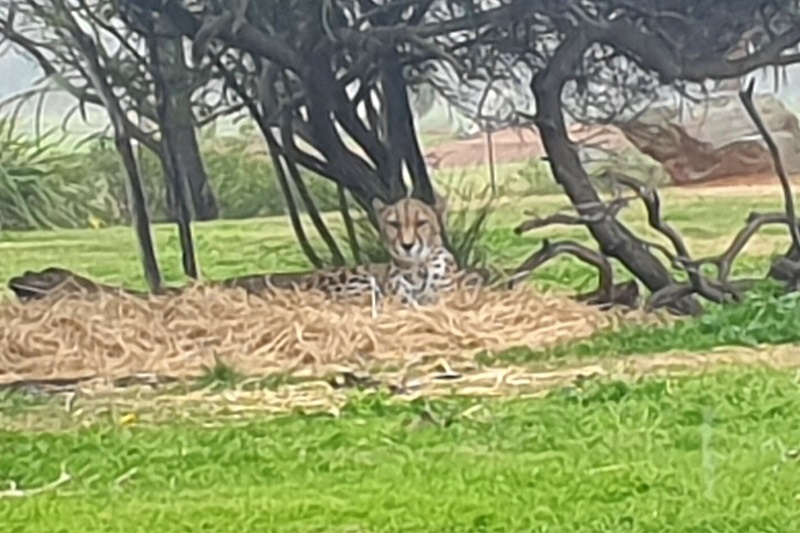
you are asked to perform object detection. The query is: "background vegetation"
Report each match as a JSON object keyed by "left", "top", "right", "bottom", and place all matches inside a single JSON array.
[{"left": 0, "top": 118, "right": 669, "bottom": 232}]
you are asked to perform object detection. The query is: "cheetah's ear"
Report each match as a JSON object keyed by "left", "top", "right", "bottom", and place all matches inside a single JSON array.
[{"left": 371, "top": 197, "right": 386, "bottom": 212}]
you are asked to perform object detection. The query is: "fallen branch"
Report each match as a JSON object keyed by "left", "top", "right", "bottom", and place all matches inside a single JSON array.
[
  {"left": 607, "top": 171, "right": 738, "bottom": 305},
  {"left": 508, "top": 239, "right": 638, "bottom": 309},
  {"left": 646, "top": 278, "right": 760, "bottom": 314},
  {"left": 693, "top": 212, "right": 799, "bottom": 282}
]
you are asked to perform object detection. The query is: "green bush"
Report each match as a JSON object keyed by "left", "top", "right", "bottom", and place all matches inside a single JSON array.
[
  {"left": 198, "top": 128, "right": 340, "bottom": 218},
  {"left": 6, "top": 121, "right": 644, "bottom": 238},
  {"left": 585, "top": 148, "right": 671, "bottom": 191},
  {"left": 0, "top": 121, "right": 119, "bottom": 230},
  {"left": 0, "top": 123, "right": 346, "bottom": 230},
  {"left": 508, "top": 158, "right": 561, "bottom": 196},
  {"left": 201, "top": 135, "right": 284, "bottom": 219},
  {"left": 59, "top": 139, "right": 166, "bottom": 226}
]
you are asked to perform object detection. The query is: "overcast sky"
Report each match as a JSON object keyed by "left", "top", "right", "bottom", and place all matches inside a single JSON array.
[{"left": 4, "top": 42, "right": 800, "bottom": 134}]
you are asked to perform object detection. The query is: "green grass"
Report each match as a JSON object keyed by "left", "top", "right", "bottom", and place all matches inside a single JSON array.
[
  {"left": 3, "top": 175, "right": 800, "bottom": 531},
  {"left": 483, "top": 281, "right": 800, "bottom": 365},
  {"left": 1, "top": 369, "right": 799, "bottom": 532},
  {"left": 0, "top": 187, "right": 793, "bottom": 294}
]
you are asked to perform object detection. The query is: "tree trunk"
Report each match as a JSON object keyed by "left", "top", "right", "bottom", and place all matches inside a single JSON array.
[
  {"left": 531, "top": 32, "right": 701, "bottom": 315},
  {"left": 169, "top": 122, "right": 219, "bottom": 221},
  {"left": 63, "top": 17, "right": 163, "bottom": 293},
  {"left": 161, "top": 33, "right": 219, "bottom": 221},
  {"left": 149, "top": 31, "right": 199, "bottom": 279}
]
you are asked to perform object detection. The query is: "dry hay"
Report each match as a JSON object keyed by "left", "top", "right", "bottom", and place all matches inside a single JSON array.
[
  {"left": 4, "top": 342, "right": 797, "bottom": 432},
  {"left": 0, "top": 285, "right": 623, "bottom": 387}
]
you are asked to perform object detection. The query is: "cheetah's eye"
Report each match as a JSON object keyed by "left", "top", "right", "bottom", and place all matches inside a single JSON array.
[
  {"left": 387, "top": 221, "right": 401, "bottom": 229},
  {"left": 416, "top": 220, "right": 429, "bottom": 227}
]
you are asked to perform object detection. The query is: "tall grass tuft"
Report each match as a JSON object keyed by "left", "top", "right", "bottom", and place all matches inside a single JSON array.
[
  {"left": 347, "top": 181, "right": 494, "bottom": 269},
  {"left": 0, "top": 118, "right": 343, "bottom": 230},
  {"left": 0, "top": 118, "right": 114, "bottom": 230}
]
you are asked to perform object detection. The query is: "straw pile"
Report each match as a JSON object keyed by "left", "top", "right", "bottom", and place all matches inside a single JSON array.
[{"left": 0, "top": 285, "right": 620, "bottom": 387}]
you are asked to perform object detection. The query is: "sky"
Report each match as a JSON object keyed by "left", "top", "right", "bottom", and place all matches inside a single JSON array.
[{"left": 3, "top": 41, "right": 800, "bottom": 136}]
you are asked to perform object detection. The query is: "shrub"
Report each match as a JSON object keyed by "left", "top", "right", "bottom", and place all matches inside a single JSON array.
[
  {"left": 59, "top": 139, "right": 166, "bottom": 226},
  {"left": 0, "top": 120, "right": 350, "bottom": 231},
  {"left": 201, "top": 135, "right": 284, "bottom": 219},
  {"left": 0, "top": 120, "right": 119, "bottom": 230}
]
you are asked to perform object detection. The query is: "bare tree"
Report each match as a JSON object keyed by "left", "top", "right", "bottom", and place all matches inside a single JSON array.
[
  {"left": 0, "top": 0, "right": 228, "bottom": 283},
  {"left": 8, "top": 0, "right": 800, "bottom": 313},
  {"left": 428, "top": 0, "right": 800, "bottom": 313}
]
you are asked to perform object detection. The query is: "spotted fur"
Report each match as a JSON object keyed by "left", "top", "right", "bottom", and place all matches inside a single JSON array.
[
  {"left": 373, "top": 194, "right": 481, "bottom": 305},
  {"left": 262, "top": 196, "right": 482, "bottom": 305},
  {"left": 263, "top": 263, "right": 389, "bottom": 300}
]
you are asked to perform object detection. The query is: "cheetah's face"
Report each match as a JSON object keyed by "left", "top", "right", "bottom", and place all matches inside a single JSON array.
[{"left": 372, "top": 196, "right": 446, "bottom": 264}]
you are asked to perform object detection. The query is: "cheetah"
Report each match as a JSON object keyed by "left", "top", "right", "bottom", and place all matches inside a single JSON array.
[
  {"left": 7, "top": 196, "right": 485, "bottom": 307},
  {"left": 251, "top": 194, "right": 483, "bottom": 306},
  {"left": 372, "top": 194, "right": 468, "bottom": 305}
]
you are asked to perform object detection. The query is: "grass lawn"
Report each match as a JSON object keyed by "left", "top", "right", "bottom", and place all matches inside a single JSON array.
[
  {"left": 0, "top": 185, "right": 793, "bottom": 294},
  {"left": 2, "top": 368, "right": 800, "bottom": 532},
  {"left": 3, "top": 184, "right": 800, "bottom": 531}
]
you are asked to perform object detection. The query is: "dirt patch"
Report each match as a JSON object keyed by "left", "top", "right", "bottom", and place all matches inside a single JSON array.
[
  {"left": 425, "top": 125, "right": 793, "bottom": 190},
  {"left": 666, "top": 181, "right": 786, "bottom": 197},
  {"left": 424, "top": 125, "right": 632, "bottom": 169},
  {"left": 679, "top": 171, "right": 800, "bottom": 189},
  {"left": 0, "top": 285, "right": 617, "bottom": 387}
]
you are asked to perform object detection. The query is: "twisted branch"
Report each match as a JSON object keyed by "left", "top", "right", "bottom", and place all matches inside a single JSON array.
[
  {"left": 738, "top": 78, "right": 800, "bottom": 288},
  {"left": 514, "top": 198, "right": 631, "bottom": 235},
  {"left": 607, "top": 171, "right": 739, "bottom": 306},
  {"left": 508, "top": 239, "right": 638, "bottom": 310}
]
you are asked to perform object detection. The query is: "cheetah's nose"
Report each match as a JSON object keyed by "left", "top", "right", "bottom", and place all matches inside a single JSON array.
[{"left": 400, "top": 242, "right": 414, "bottom": 253}]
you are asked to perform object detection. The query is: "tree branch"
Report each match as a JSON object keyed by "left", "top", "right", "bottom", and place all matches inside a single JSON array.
[
  {"left": 738, "top": 78, "right": 800, "bottom": 252},
  {"left": 0, "top": 19, "right": 160, "bottom": 152},
  {"left": 52, "top": 0, "right": 162, "bottom": 291},
  {"left": 514, "top": 198, "right": 630, "bottom": 235},
  {"left": 129, "top": 0, "right": 305, "bottom": 73},
  {"left": 609, "top": 172, "right": 738, "bottom": 304},
  {"left": 507, "top": 238, "right": 638, "bottom": 309},
  {"left": 588, "top": 15, "right": 800, "bottom": 83},
  {"left": 694, "top": 212, "right": 800, "bottom": 282}
]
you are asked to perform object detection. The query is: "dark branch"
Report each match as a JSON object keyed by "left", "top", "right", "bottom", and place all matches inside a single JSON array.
[
  {"left": 130, "top": 0, "right": 304, "bottom": 73},
  {"left": 738, "top": 78, "right": 800, "bottom": 252},
  {"left": 695, "top": 212, "right": 798, "bottom": 282},
  {"left": 0, "top": 19, "right": 160, "bottom": 152},
  {"left": 588, "top": 16, "right": 800, "bottom": 83},
  {"left": 514, "top": 198, "right": 630, "bottom": 235},
  {"left": 505, "top": 238, "right": 639, "bottom": 310}
]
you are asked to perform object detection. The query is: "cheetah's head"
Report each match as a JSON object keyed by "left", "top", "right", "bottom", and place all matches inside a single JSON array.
[{"left": 371, "top": 194, "right": 447, "bottom": 264}]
